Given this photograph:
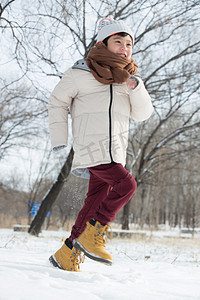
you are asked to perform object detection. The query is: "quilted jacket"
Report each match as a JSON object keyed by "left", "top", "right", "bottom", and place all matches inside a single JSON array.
[{"left": 48, "top": 61, "right": 153, "bottom": 178}]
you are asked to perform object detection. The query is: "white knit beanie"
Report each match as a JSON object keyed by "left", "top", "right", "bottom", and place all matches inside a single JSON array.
[{"left": 96, "top": 18, "right": 134, "bottom": 44}]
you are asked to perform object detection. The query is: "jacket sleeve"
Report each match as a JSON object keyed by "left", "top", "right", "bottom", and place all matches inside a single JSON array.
[
  {"left": 48, "top": 68, "right": 78, "bottom": 149},
  {"left": 129, "top": 76, "right": 153, "bottom": 121}
]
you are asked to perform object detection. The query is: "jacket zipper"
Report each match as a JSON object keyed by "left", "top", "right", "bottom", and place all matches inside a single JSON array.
[{"left": 109, "top": 84, "right": 114, "bottom": 162}]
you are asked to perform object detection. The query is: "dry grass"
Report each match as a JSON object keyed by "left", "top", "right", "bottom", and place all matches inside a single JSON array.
[
  {"left": 0, "top": 215, "right": 28, "bottom": 229},
  {"left": 149, "top": 235, "right": 200, "bottom": 248},
  {"left": 1, "top": 217, "right": 199, "bottom": 249}
]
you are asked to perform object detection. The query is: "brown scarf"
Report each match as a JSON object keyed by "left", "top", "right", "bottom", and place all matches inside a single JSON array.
[{"left": 86, "top": 42, "right": 138, "bottom": 84}]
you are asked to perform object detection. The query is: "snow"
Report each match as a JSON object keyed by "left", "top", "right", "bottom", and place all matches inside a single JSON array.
[{"left": 0, "top": 229, "right": 200, "bottom": 300}]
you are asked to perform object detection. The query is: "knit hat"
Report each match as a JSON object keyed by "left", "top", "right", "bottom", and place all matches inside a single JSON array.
[{"left": 96, "top": 18, "right": 134, "bottom": 44}]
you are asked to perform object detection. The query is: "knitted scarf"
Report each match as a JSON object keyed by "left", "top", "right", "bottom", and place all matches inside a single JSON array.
[{"left": 86, "top": 42, "right": 138, "bottom": 84}]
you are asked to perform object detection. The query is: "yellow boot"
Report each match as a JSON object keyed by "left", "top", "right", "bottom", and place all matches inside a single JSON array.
[
  {"left": 73, "top": 220, "right": 112, "bottom": 265},
  {"left": 49, "top": 240, "right": 84, "bottom": 272}
]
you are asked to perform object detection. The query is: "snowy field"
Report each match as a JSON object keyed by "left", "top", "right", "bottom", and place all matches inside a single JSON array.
[{"left": 0, "top": 228, "right": 200, "bottom": 300}]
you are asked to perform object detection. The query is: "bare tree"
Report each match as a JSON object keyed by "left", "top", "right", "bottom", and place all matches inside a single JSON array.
[
  {"left": 0, "top": 0, "right": 49, "bottom": 159},
  {"left": 27, "top": 0, "right": 199, "bottom": 231},
  {"left": 0, "top": 81, "right": 48, "bottom": 159},
  {"left": 24, "top": 142, "right": 53, "bottom": 224},
  {"left": 1, "top": 0, "right": 199, "bottom": 232},
  {"left": 28, "top": 148, "right": 74, "bottom": 236}
]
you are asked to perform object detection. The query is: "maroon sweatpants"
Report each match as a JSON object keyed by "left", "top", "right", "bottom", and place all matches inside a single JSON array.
[{"left": 69, "top": 162, "right": 137, "bottom": 242}]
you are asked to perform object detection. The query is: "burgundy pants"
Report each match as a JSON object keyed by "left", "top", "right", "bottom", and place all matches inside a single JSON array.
[{"left": 69, "top": 162, "right": 137, "bottom": 242}]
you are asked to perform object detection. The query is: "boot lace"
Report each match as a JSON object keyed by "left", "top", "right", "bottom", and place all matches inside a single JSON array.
[
  {"left": 95, "top": 224, "right": 112, "bottom": 246},
  {"left": 71, "top": 249, "right": 85, "bottom": 269},
  {"left": 76, "top": 250, "right": 85, "bottom": 264},
  {"left": 61, "top": 238, "right": 85, "bottom": 270}
]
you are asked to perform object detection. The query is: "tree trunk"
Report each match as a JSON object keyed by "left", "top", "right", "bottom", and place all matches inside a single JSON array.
[
  {"left": 121, "top": 201, "right": 130, "bottom": 230},
  {"left": 28, "top": 148, "right": 74, "bottom": 236}
]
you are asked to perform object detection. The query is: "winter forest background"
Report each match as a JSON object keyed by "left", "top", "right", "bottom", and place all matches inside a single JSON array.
[{"left": 0, "top": 0, "right": 199, "bottom": 233}]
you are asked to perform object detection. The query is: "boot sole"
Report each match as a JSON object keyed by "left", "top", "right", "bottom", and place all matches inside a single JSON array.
[
  {"left": 73, "top": 239, "right": 112, "bottom": 266},
  {"left": 49, "top": 255, "right": 64, "bottom": 270}
]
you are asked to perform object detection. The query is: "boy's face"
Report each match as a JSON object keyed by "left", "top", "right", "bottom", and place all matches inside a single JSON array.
[{"left": 107, "top": 34, "right": 132, "bottom": 60}]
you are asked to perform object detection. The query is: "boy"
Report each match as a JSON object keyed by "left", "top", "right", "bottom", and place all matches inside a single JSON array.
[{"left": 48, "top": 18, "right": 153, "bottom": 271}]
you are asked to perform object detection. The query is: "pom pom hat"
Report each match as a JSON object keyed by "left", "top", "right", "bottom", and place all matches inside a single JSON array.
[{"left": 96, "top": 18, "right": 134, "bottom": 44}]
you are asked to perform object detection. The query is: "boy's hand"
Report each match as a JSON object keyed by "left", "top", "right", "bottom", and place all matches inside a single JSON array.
[{"left": 126, "top": 77, "right": 138, "bottom": 90}]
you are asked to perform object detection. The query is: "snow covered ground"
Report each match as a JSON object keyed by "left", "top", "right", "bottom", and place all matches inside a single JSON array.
[{"left": 0, "top": 228, "right": 200, "bottom": 300}]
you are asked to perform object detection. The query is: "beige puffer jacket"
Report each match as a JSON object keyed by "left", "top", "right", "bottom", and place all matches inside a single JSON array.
[{"left": 48, "top": 62, "right": 153, "bottom": 178}]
